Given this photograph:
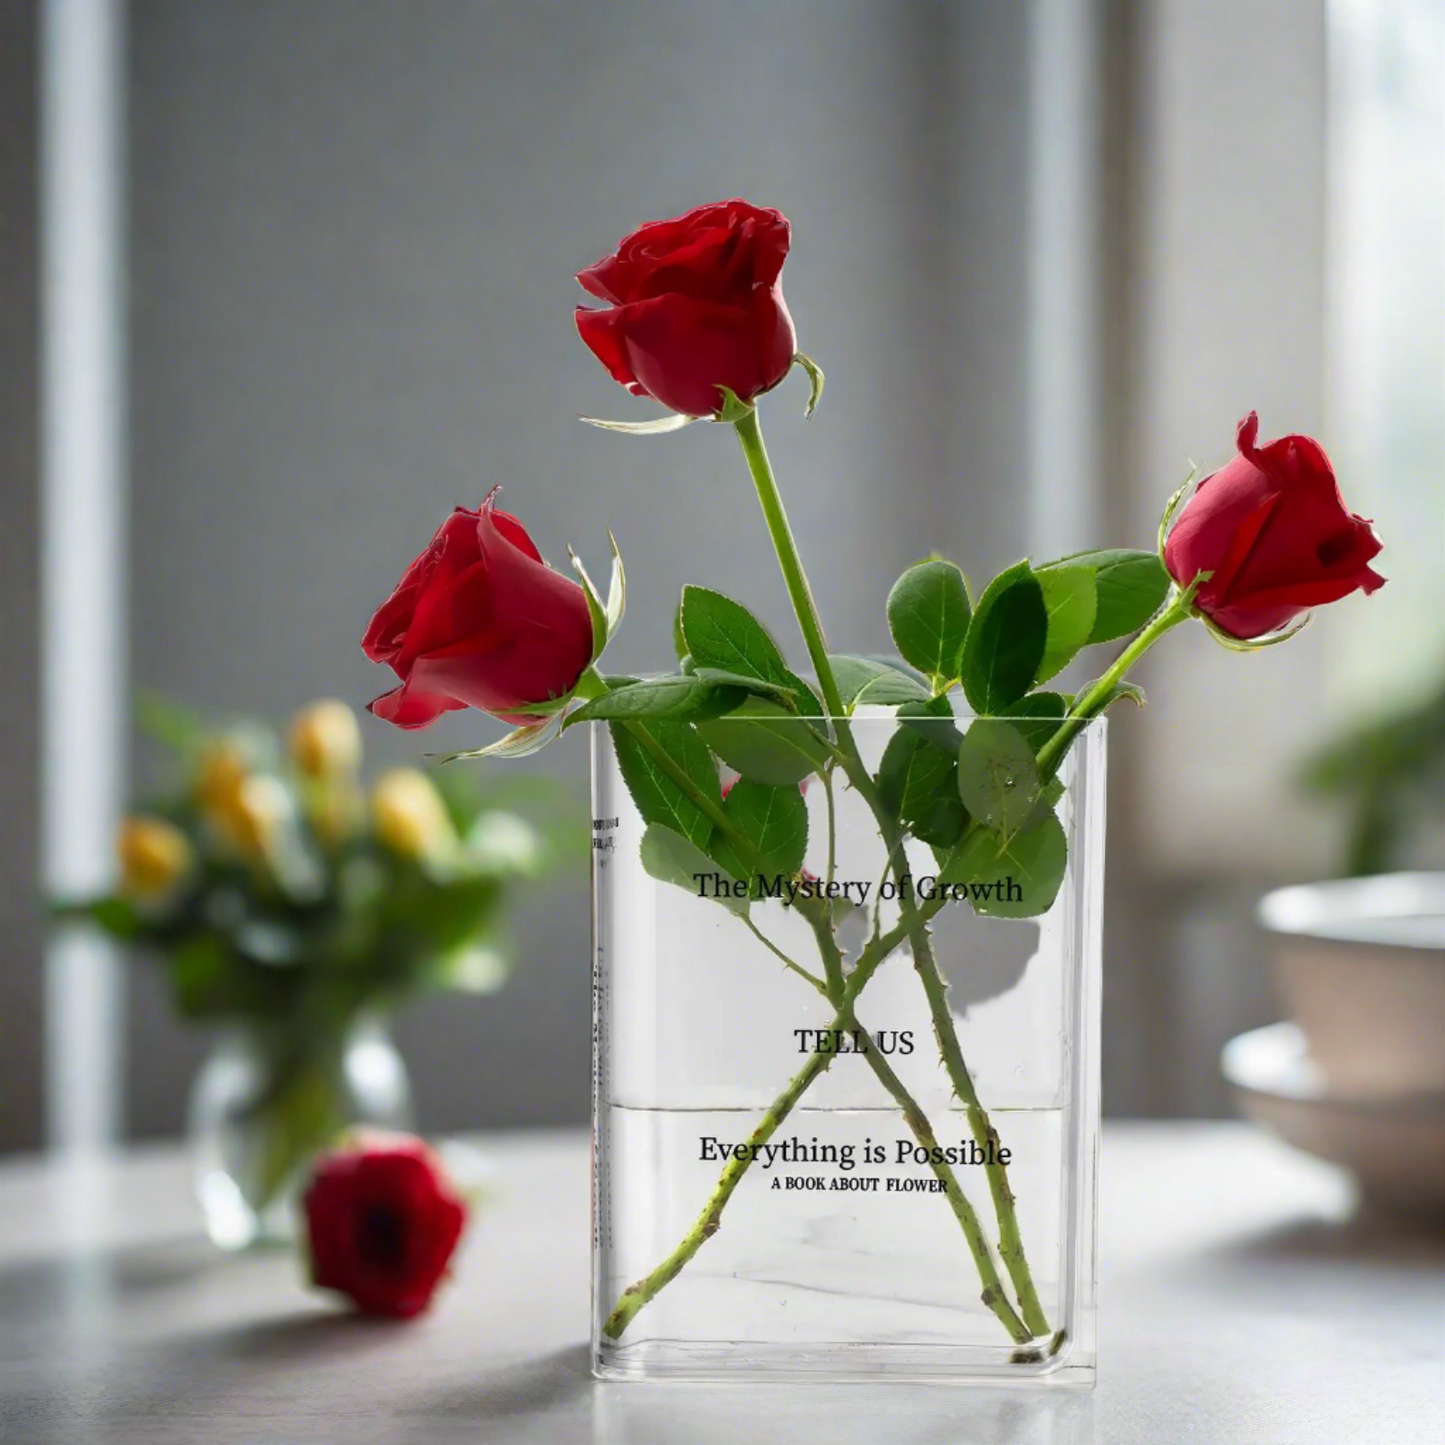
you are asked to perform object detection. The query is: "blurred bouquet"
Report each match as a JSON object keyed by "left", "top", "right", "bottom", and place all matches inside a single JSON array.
[{"left": 54, "top": 696, "right": 568, "bottom": 1246}]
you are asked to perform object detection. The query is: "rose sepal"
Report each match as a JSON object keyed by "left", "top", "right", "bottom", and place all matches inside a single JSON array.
[
  {"left": 793, "top": 352, "right": 825, "bottom": 419},
  {"left": 568, "top": 532, "right": 626, "bottom": 663},
  {"left": 436, "top": 660, "right": 613, "bottom": 766},
  {"left": 1169, "top": 564, "right": 1313, "bottom": 652},
  {"left": 714, "top": 386, "right": 756, "bottom": 424},
  {"left": 437, "top": 714, "right": 564, "bottom": 764},
  {"left": 1157, "top": 465, "right": 1199, "bottom": 557},
  {"left": 1197, "top": 611, "right": 1311, "bottom": 653},
  {"left": 578, "top": 412, "right": 697, "bottom": 436}
]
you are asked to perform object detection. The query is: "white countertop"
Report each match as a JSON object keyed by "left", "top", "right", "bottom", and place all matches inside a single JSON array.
[{"left": 0, "top": 1122, "right": 1440, "bottom": 1444}]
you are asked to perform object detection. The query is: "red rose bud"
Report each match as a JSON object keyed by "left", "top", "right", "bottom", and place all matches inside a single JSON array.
[
  {"left": 1163, "top": 412, "right": 1385, "bottom": 640},
  {"left": 303, "top": 1133, "right": 467, "bottom": 1320},
  {"left": 363, "top": 495, "right": 594, "bottom": 729},
  {"left": 576, "top": 199, "right": 798, "bottom": 418}
]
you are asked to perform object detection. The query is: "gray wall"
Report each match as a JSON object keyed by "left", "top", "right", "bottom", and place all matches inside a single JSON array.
[
  {"left": 124, "top": 1, "right": 1034, "bottom": 1136},
  {"left": 0, "top": 0, "right": 43, "bottom": 1152}
]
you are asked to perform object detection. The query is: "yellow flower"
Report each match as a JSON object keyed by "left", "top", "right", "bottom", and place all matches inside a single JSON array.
[
  {"left": 228, "top": 774, "right": 293, "bottom": 857},
  {"left": 289, "top": 699, "right": 362, "bottom": 779},
  {"left": 117, "top": 816, "right": 192, "bottom": 899},
  {"left": 217, "top": 774, "right": 294, "bottom": 858},
  {"left": 371, "top": 769, "right": 456, "bottom": 860},
  {"left": 196, "top": 740, "right": 249, "bottom": 816}
]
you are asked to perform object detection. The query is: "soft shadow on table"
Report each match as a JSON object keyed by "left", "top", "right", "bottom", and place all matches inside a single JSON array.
[
  {"left": 0, "top": 1237, "right": 231, "bottom": 1326},
  {"left": 398, "top": 1344, "right": 592, "bottom": 1422},
  {"left": 1145, "top": 1201, "right": 1445, "bottom": 1313},
  {"left": 194, "top": 1309, "right": 421, "bottom": 1365},
  {"left": 1193, "top": 1208, "right": 1445, "bottom": 1275}
]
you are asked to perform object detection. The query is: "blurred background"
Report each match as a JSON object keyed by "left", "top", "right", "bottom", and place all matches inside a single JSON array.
[{"left": 1, "top": 0, "right": 1441, "bottom": 1156}]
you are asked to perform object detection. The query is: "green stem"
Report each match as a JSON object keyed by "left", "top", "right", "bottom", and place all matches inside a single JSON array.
[
  {"left": 601, "top": 904, "right": 920, "bottom": 1341},
  {"left": 601, "top": 1043, "right": 835, "bottom": 1340},
  {"left": 733, "top": 409, "right": 846, "bottom": 719},
  {"left": 736, "top": 403, "right": 1050, "bottom": 1336},
  {"left": 850, "top": 781, "right": 1053, "bottom": 1336},
  {"left": 798, "top": 911, "right": 1032, "bottom": 1343},
  {"left": 1036, "top": 589, "right": 1193, "bottom": 776},
  {"left": 904, "top": 923, "right": 1049, "bottom": 1336},
  {"left": 743, "top": 916, "right": 828, "bottom": 996},
  {"left": 610, "top": 645, "right": 1036, "bottom": 1342}
]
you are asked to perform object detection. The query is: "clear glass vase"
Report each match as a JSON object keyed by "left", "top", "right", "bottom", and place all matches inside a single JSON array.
[
  {"left": 188, "top": 1017, "right": 413, "bottom": 1249},
  {"left": 591, "top": 710, "right": 1104, "bottom": 1384}
]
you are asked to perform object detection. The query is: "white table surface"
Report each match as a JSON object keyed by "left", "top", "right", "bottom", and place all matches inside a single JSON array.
[{"left": 0, "top": 1122, "right": 1440, "bottom": 1445}]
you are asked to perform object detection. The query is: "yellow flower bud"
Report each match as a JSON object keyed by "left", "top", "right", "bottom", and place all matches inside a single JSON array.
[
  {"left": 218, "top": 774, "right": 294, "bottom": 858},
  {"left": 289, "top": 699, "right": 362, "bottom": 779},
  {"left": 117, "top": 816, "right": 192, "bottom": 899},
  {"left": 195, "top": 740, "right": 249, "bottom": 815},
  {"left": 371, "top": 769, "right": 456, "bottom": 860}
]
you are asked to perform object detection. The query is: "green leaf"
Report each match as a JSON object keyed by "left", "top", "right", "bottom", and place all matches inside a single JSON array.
[
  {"left": 609, "top": 720, "right": 720, "bottom": 850},
  {"left": 1035, "top": 566, "right": 1097, "bottom": 682},
  {"left": 830, "top": 655, "right": 899, "bottom": 707},
  {"left": 567, "top": 669, "right": 807, "bottom": 730},
  {"left": 956, "top": 720, "right": 1041, "bottom": 839},
  {"left": 691, "top": 668, "right": 802, "bottom": 707},
  {"left": 1009, "top": 691, "right": 1068, "bottom": 753},
  {"left": 168, "top": 936, "right": 253, "bottom": 1019},
  {"left": 681, "top": 587, "right": 789, "bottom": 685},
  {"left": 895, "top": 696, "right": 964, "bottom": 755},
  {"left": 828, "top": 654, "right": 933, "bottom": 711},
  {"left": 960, "top": 562, "right": 1048, "bottom": 715},
  {"left": 134, "top": 690, "right": 208, "bottom": 753},
  {"left": 565, "top": 674, "right": 741, "bottom": 727},
  {"left": 1041, "top": 549, "right": 1169, "bottom": 644},
  {"left": 854, "top": 669, "right": 933, "bottom": 708},
  {"left": 938, "top": 811, "right": 1067, "bottom": 918},
  {"left": 59, "top": 895, "right": 145, "bottom": 939},
  {"left": 697, "top": 700, "right": 832, "bottom": 786},
  {"left": 877, "top": 727, "right": 968, "bottom": 848},
  {"left": 782, "top": 671, "right": 826, "bottom": 718},
  {"left": 714, "top": 779, "right": 808, "bottom": 885},
  {"left": 887, "top": 560, "right": 972, "bottom": 681},
  {"left": 640, "top": 825, "right": 749, "bottom": 916},
  {"left": 672, "top": 601, "right": 688, "bottom": 662},
  {"left": 1023, "top": 776, "right": 1067, "bottom": 834}
]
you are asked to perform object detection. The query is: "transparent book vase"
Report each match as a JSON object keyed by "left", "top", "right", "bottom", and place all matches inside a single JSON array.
[{"left": 591, "top": 711, "right": 1103, "bottom": 1384}]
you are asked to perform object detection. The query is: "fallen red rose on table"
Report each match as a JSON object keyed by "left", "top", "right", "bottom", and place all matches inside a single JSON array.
[{"left": 303, "top": 1133, "right": 467, "bottom": 1319}]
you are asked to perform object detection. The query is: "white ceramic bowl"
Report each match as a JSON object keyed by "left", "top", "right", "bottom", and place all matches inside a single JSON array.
[
  {"left": 1223, "top": 1022, "right": 1445, "bottom": 1216},
  {"left": 1257, "top": 873, "right": 1445, "bottom": 1099}
]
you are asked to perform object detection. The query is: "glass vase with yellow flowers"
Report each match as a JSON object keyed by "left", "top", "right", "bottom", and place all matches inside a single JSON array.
[{"left": 55, "top": 696, "right": 566, "bottom": 1248}]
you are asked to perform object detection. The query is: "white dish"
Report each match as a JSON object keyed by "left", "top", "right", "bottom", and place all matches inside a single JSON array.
[
  {"left": 1257, "top": 873, "right": 1445, "bottom": 1097},
  {"left": 1222, "top": 1021, "right": 1445, "bottom": 1217}
]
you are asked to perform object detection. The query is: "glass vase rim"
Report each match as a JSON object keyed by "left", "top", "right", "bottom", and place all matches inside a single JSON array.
[{"left": 587, "top": 693, "right": 1108, "bottom": 730}]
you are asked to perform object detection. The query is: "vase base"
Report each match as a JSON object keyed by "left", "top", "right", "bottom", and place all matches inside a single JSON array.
[{"left": 593, "top": 1336, "right": 1094, "bottom": 1387}]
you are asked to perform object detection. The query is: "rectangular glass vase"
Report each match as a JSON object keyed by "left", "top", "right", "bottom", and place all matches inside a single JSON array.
[{"left": 591, "top": 710, "right": 1104, "bottom": 1385}]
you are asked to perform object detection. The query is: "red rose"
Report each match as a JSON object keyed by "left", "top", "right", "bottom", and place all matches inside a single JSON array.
[
  {"left": 362, "top": 494, "right": 594, "bottom": 729},
  {"left": 576, "top": 199, "right": 797, "bottom": 418},
  {"left": 303, "top": 1133, "right": 467, "bottom": 1319},
  {"left": 1164, "top": 412, "right": 1385, "bottom": 639}
]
